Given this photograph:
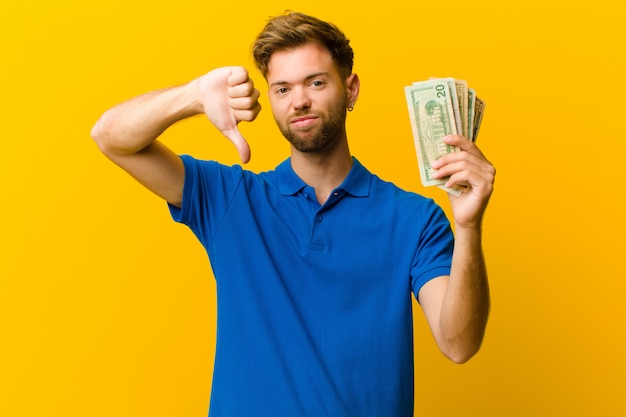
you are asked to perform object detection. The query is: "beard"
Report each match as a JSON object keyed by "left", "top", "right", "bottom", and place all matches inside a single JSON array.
[{"left": 276, "top": 92, "right": 349, "bottom": 154}]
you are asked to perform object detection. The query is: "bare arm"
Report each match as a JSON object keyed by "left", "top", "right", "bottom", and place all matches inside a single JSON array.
[
  {"left": 90, "top": 66, "right": 261, "bottom": 207},
  {"left": 418, "top": 135, "right": 495, "bottom": 363}
]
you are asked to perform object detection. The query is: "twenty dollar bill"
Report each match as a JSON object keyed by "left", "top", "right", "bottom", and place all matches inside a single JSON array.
[
  {"left": 404, "top": 79, "right": 459, "bottom": 187},
  {"left": 405, "top": 77, "right": 485, "bottom": 193}
]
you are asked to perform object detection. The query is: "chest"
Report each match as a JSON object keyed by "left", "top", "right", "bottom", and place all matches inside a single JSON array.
[{"left": 210, "top": 185, "right": 421, "bottom": 295}]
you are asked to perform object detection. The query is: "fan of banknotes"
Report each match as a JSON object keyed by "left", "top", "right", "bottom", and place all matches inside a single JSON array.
[{"left": 404, "top": 78, "right": 485, "bottom": 195}]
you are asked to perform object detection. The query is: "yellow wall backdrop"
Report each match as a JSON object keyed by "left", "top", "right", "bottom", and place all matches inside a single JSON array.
[{"left": 1, "top": 0, "right": 624, "bottom": 416}]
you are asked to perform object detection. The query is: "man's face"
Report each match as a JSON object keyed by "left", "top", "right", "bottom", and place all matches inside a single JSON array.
[{"left": 266, "top": 43, "right": 350, "bottom": 154}]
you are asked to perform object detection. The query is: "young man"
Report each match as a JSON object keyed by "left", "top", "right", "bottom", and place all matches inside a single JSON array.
[{"left": 91, "top": 11, "right": 495, "bottom": 417}]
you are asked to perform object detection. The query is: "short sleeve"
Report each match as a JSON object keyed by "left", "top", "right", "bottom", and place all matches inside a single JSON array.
[
  {"left": 410, "top": 202, "right": 454, "bottom": 300},
  {"left": 168, "top": 155, "right": 244, "bottom": 245}
]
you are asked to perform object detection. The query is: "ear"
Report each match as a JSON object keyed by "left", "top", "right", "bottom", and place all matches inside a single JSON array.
[{"left": 346, "top": 73, "right": 360, "bottom": 108}]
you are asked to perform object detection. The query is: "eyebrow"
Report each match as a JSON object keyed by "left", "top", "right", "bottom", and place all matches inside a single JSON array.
[{"left": 269, "top": 72, "right": 330, "bottom": 88}]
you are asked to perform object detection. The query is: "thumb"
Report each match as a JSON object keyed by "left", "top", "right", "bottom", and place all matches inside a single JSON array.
[{"left": 221, "top": 126, "right": 251, "bottom": 164}]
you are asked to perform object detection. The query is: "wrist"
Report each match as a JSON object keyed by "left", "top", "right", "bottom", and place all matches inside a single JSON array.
[
  {"left": 453, "top": 221, "right": 482, "bottom": 241},
  {"left": 180, "top": 79, "right": 206, "bottom": 116}
]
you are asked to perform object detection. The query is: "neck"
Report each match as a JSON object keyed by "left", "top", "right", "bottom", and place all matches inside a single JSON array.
[{"left": 290, "top": 139, "right": 353, "bottom": 205}]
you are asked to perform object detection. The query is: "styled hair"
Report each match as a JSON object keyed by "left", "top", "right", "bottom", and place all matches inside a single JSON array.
[{"left": 252, "top": 11, "right": 354, "bottom": 80}]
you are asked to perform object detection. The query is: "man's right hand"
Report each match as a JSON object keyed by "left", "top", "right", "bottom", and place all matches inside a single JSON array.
[
  {"left": 91, "top": 66, "right": 262, "bottom": 207},
  {"left": 193, "top": 66, "right": 262, "bottom": 163}
]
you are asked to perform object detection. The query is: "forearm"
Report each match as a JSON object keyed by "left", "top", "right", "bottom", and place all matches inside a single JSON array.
[
  {"left": 438, "top": 225, "right": 490, "bottom": 363},
  {"left": 91, "top": 82, "right": 200, "bottom": 155}
]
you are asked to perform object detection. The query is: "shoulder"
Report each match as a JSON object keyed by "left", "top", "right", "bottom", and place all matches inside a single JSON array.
[
  {"left": 180, "top": 155, "right": 267, "bottom": 185},
  {"left": 369, "top": 172, "right": 438, "bottom": 209},
  {"left": 179, "top": 156, "right": 290, "bottom": 195},
  {"left": 364, "top": 170, "right": 450, "bottom": 231},
  {"left": 180, "top": 155, "right": 242, "bottom": 174}
]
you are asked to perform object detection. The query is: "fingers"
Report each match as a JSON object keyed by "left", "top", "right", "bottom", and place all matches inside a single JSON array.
[
  {"left": 228, "top": 66, "right": 249, "bottom": 87},
  {"left": 432, "top": 135, "right": 492, "bottom": 171},
  {"left": 442, "top": 134, "right": 484, "bottom": 157},
  {"left": 227, "top": 71, "right": 261, "bottom": 163},
  {"left": 431, "top": 135, "right": 495, "bottom": 194},
  {"left": 440, "top": 161, "right": 494, "bottom": 196},
  {"left": 198, "top": 66, "right": 261, "bottom": 164},
  {"left": 227, "top": 66, "right": 256, "bottom": 103},
  {"left": 228, "top": 86, "right": 260, "bottom": 164},
  {"left": 229, "top": 88, "right": 261, "bottom": 123},
  {"left": 228, "top": 68, "right": 262, "bottom": 123},
  {"left": 221, "top": 67, "right": 261, "bottom": 163}
]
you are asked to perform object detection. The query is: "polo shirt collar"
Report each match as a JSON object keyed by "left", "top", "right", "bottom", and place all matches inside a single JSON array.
[{"left": 275, "top": 157, "right": 371, "bottom": 197}]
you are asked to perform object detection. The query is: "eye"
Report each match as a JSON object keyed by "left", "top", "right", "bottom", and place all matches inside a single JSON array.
[
  {"left": 275, "top": 87, "right": 289, "bottom": 95},
  {"left": 310, "top": 80, "right": 324, "bottom": 88}
]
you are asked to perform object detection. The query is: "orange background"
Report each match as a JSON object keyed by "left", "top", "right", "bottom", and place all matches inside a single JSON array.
[{"left": 1, "top": 1, "right": 624, "bottom": 416}]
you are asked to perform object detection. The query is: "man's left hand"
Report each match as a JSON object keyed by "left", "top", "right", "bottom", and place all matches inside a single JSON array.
[{"left": 431, "top": 135, "right": 496, "bottom": 229}]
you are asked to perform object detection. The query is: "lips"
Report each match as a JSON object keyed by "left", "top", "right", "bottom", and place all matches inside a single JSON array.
[{"left": 290, "top": 115, "right": 318, "bottom": 128}]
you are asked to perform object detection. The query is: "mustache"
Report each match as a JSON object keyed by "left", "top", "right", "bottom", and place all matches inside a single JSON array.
[
  {"left": 288, "top": 111, "right": 319, "bottom": 123},
  {"left": 291, "top": 110, "right": 314, "bottom": 117}
]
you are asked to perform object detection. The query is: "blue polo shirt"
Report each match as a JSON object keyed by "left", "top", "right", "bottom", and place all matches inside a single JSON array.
[{"left": 169, "top": 155, "right": 454, "bottom": 417}]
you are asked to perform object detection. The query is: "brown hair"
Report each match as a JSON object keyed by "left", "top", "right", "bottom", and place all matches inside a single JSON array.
[{"left": 252, "top": 11, "right": 354, "bottom": 80}]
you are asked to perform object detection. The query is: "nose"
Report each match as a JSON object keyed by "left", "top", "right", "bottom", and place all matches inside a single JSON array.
[{"left": 292, "top": 86, "right": 311, "bottom": 111}]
